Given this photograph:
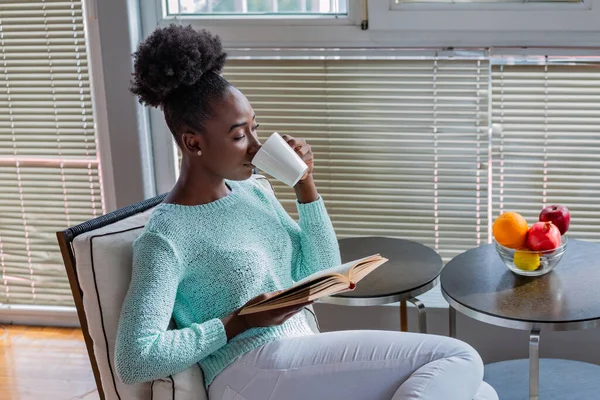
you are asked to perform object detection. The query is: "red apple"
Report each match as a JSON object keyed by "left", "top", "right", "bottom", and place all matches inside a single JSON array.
[
  {"left": 526, "top": 222, "right": 562, "bottom": 251},
  {"left": 539, "top": 204, "right": 570, "bottom": 235}
]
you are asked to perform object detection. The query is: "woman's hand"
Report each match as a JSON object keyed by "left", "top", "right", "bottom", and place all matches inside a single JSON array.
[
  {"left": 221, "top": 290, "right": 313, "bottom": 341},
  {"left": 241, "top": 291, "right": 313, "bottom": 329},
  {"left": 281, "top": 134, "right": 313, "bottom": 182},
  {"left": 280, "top": 134, "right": 319, "bottom": 202}
]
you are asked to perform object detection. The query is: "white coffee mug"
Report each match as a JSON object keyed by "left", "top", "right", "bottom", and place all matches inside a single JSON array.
[{"left": 252, "top": 132, "right": 309, "bottom": 187}]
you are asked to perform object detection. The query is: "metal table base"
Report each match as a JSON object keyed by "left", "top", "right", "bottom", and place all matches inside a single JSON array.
[{"left": 447, "top": 293, "right": 600, "bottom": 400}]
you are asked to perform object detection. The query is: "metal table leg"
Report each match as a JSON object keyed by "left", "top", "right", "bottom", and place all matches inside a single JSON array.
[
  {"left": 400, "top": 300, "right": 408, "bottom": 331},
  {"left": 449, "top": 307, "right": 456, "bottom": 338},
  {"left": 530, "top": 327, "right": 541, "bottom": 400},
  {"left": 408, "top": 297, "right": 427, "bottom": 333}
]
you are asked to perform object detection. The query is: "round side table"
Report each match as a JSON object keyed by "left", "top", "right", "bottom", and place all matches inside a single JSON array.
[
  {"left": 441, "top": 239, "right": 600, "bottom": 400},
  {"left": 319, "top": 237, "right": 443, "bottom": 333}
]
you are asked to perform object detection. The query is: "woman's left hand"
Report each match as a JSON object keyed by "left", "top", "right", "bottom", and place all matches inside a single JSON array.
[{"left": 281, "top": 134, "right": 313, "bottom": 182}]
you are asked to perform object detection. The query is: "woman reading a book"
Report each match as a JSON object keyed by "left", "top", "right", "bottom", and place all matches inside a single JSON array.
[{"left": 115, "top": 25, "right": 497, "bottom": 400}]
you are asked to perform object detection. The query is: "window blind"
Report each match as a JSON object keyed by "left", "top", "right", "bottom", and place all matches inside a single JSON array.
[
  {"left": 492, "top": 63, "right": 600, "bottom": 241},
  {"left": 0, "top": 0, "right": 104, "bottom": 307},
  {"left": 173, "top": 57, "right": 600, "bottom": 308},
  {"left": 224, "top": 59, "right": 489, "bottom": 306}
]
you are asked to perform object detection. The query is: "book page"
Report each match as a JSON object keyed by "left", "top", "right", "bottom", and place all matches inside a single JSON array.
[
  {"left": 293, "top": 259, "right": 357, "bottom": 287},
  {"left": 238, "top": 254, "right": 386, "bottom": 315},
  {"left": 244, "top": 273, "right": 346, "bottom": 311},
  {"left": 239, "top": 280, "right": 349, "bottom": 314},
  {"left": 349, "top": 257, "right": 388, "bottom": 283},
  {"left": 268, "top": 277, "right": 344, "bottom": 304},
  {"left": 292, "top": 254, "right": 382, "bottom": 287}
]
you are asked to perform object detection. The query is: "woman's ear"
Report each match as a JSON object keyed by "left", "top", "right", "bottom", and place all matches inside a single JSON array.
[{"left": 181, "top": 131, "right": 204, "bottom": 156}]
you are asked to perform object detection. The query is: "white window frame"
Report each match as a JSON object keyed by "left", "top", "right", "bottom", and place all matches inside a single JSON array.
[
  {"left": 370, "top": 0, "right": 600, "bottom": 47},
  {"left": 140, "top": 0, "right": 369, "bottom": 48},
  {"left": 141, "top": 0, "right": 600, "bottom": 48},
  {"left": 392, "top": 0, "right": 590, "bottom": 11}
]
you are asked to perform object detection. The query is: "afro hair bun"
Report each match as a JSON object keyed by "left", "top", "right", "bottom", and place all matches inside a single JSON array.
[{"left": 130, "top": 24, "right": 228, "bottom": 107}]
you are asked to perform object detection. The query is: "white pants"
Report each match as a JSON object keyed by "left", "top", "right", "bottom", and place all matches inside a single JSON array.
[{"left": 209, "top": 330, "right": 498, "bottom": 400}]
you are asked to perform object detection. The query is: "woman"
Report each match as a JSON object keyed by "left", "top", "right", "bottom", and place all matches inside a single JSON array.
[{"left": 115, "top": 24, "right": 497, "bottom": 400}]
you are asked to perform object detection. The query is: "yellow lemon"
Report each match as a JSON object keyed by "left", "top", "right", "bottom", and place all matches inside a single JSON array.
[{"left": 514, "top": 251, "right": 540, "bottom": 271}]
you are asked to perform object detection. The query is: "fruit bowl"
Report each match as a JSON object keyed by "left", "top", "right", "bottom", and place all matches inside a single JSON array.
[{"left": 494, "top": 236, "right": 568, "bottom": 277}]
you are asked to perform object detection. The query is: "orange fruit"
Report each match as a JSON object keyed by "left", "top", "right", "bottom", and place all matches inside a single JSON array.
[{"left": 493, "top": 212, "right": 529, "bottom": 249}]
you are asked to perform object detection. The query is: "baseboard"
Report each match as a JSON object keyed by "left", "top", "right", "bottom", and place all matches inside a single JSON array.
[{"left": 0, "top": 304, "right": 80, "bottom": 327}]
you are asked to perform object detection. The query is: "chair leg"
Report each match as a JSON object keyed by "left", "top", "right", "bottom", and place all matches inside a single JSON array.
[
  {"left": 449, "top": 307, "right": 457, "bottom": 338},
  {"left": 400, "top": 300, "right": 408, "bottom": 331},
  {"left": 408, "top": 297, "right": 427, "bottom": 333}
]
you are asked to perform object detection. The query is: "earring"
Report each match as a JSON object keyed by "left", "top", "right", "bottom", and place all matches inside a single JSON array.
[{"left": 197, "top": 150, "right": 202, "bottom": 156}]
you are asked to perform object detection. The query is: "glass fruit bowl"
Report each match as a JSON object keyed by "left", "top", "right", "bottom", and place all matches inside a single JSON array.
[{"left": 494, "top": 236, "right": 568, "bottom": 277}]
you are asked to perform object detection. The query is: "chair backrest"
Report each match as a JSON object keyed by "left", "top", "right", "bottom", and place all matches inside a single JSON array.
[{"left": 57, "top": 175, "right": 319, "bottom": 400}]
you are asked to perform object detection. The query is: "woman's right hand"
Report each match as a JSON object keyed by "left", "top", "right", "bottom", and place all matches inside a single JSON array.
[{"left": 221, "top": 290, "right": 313, "bottom": 341}]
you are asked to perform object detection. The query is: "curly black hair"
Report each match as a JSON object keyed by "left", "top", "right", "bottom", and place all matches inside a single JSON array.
[{"left": 130, "top": 24, "right": 230, "bottom": 140}]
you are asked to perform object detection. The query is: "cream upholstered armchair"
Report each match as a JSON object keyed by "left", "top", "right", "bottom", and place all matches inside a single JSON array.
[{"left": 56, "top": 175, "right": 320, "bottom": 400}]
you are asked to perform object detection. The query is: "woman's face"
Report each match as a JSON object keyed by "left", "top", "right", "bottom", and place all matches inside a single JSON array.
[{"left": 184, "top": 86, "right": 262, "bottom": 181}]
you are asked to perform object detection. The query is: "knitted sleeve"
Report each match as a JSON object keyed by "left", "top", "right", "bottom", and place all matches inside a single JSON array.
[
  {"left": 259, "top": 182, "right": 341, "bottom": 281},
  {"left": 291, "top": 197, "right": 342, "bottom": 280},
  {"left": 114, "top": 232, "right": 227, "bottom": 385}
]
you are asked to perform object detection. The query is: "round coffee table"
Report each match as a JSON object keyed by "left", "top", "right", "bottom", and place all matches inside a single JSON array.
[
  {"left": 441, "top": 239, "right": 600, "bottom": 400},
  {"left": 319, "top": 237, "right": 443, "bottom": 333}
]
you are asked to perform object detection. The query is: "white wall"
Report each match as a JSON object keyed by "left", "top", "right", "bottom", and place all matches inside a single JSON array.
[{"left": 88, "top": 0, "right": 155, "bottom": 211}]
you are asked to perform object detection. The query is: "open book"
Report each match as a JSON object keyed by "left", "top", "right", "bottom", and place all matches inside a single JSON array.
[{"left": 238, "top": 254, "right": 388, "bottom": 315}]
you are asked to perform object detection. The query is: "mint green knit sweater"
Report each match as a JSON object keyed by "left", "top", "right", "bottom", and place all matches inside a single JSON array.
[{"left": 114, "top": 177, "right": 341, "bottom": 387}]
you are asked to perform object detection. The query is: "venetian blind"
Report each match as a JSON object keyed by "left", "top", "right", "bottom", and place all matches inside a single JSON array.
[
  {"left": 492, "top": 63, "right": 600, "bottom": 242},
  {"left": 0, "top": 0, "right": 104, "bottom": 307},
  {"left": 224, "top": 59, "right": 490, "bottom": 302}
]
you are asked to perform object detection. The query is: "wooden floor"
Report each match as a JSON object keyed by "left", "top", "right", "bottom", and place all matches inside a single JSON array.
[{"left": 0, "top": 325, "right": 99, "bottom": 400}]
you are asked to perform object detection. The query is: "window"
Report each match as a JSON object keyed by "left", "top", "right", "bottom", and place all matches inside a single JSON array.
[
  {"left": 372, "top": 0, "right": 598, "bottom": 49},
  {"left": 141, "top": 0, "right": 600, "bottom": 50},
  {"left": 166, "top": 52, "right": 600, "bottom": 307},
  {"left": 210, "top": 55, "right": 487, "bottom": 307},
  {"left": 224, "top": 57, "right": 489, "bottom": 268},
  {"left": 215, "top": 53, "right": 599, "bottom": 307},
  {"left": 141, "top": 0, "right": 600, "bottom": 307},
  {"left": 0, "top": 0, "right": 104, "bottom": 308},
  {"left": 492, "top": 62, "right": 600, "bottom": 241},
  {"left": 396, "top": 0, "right": 582, "bottom": 3},
  {"left": 165, "top": 0, "right": 348, "bottom": 16}
]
